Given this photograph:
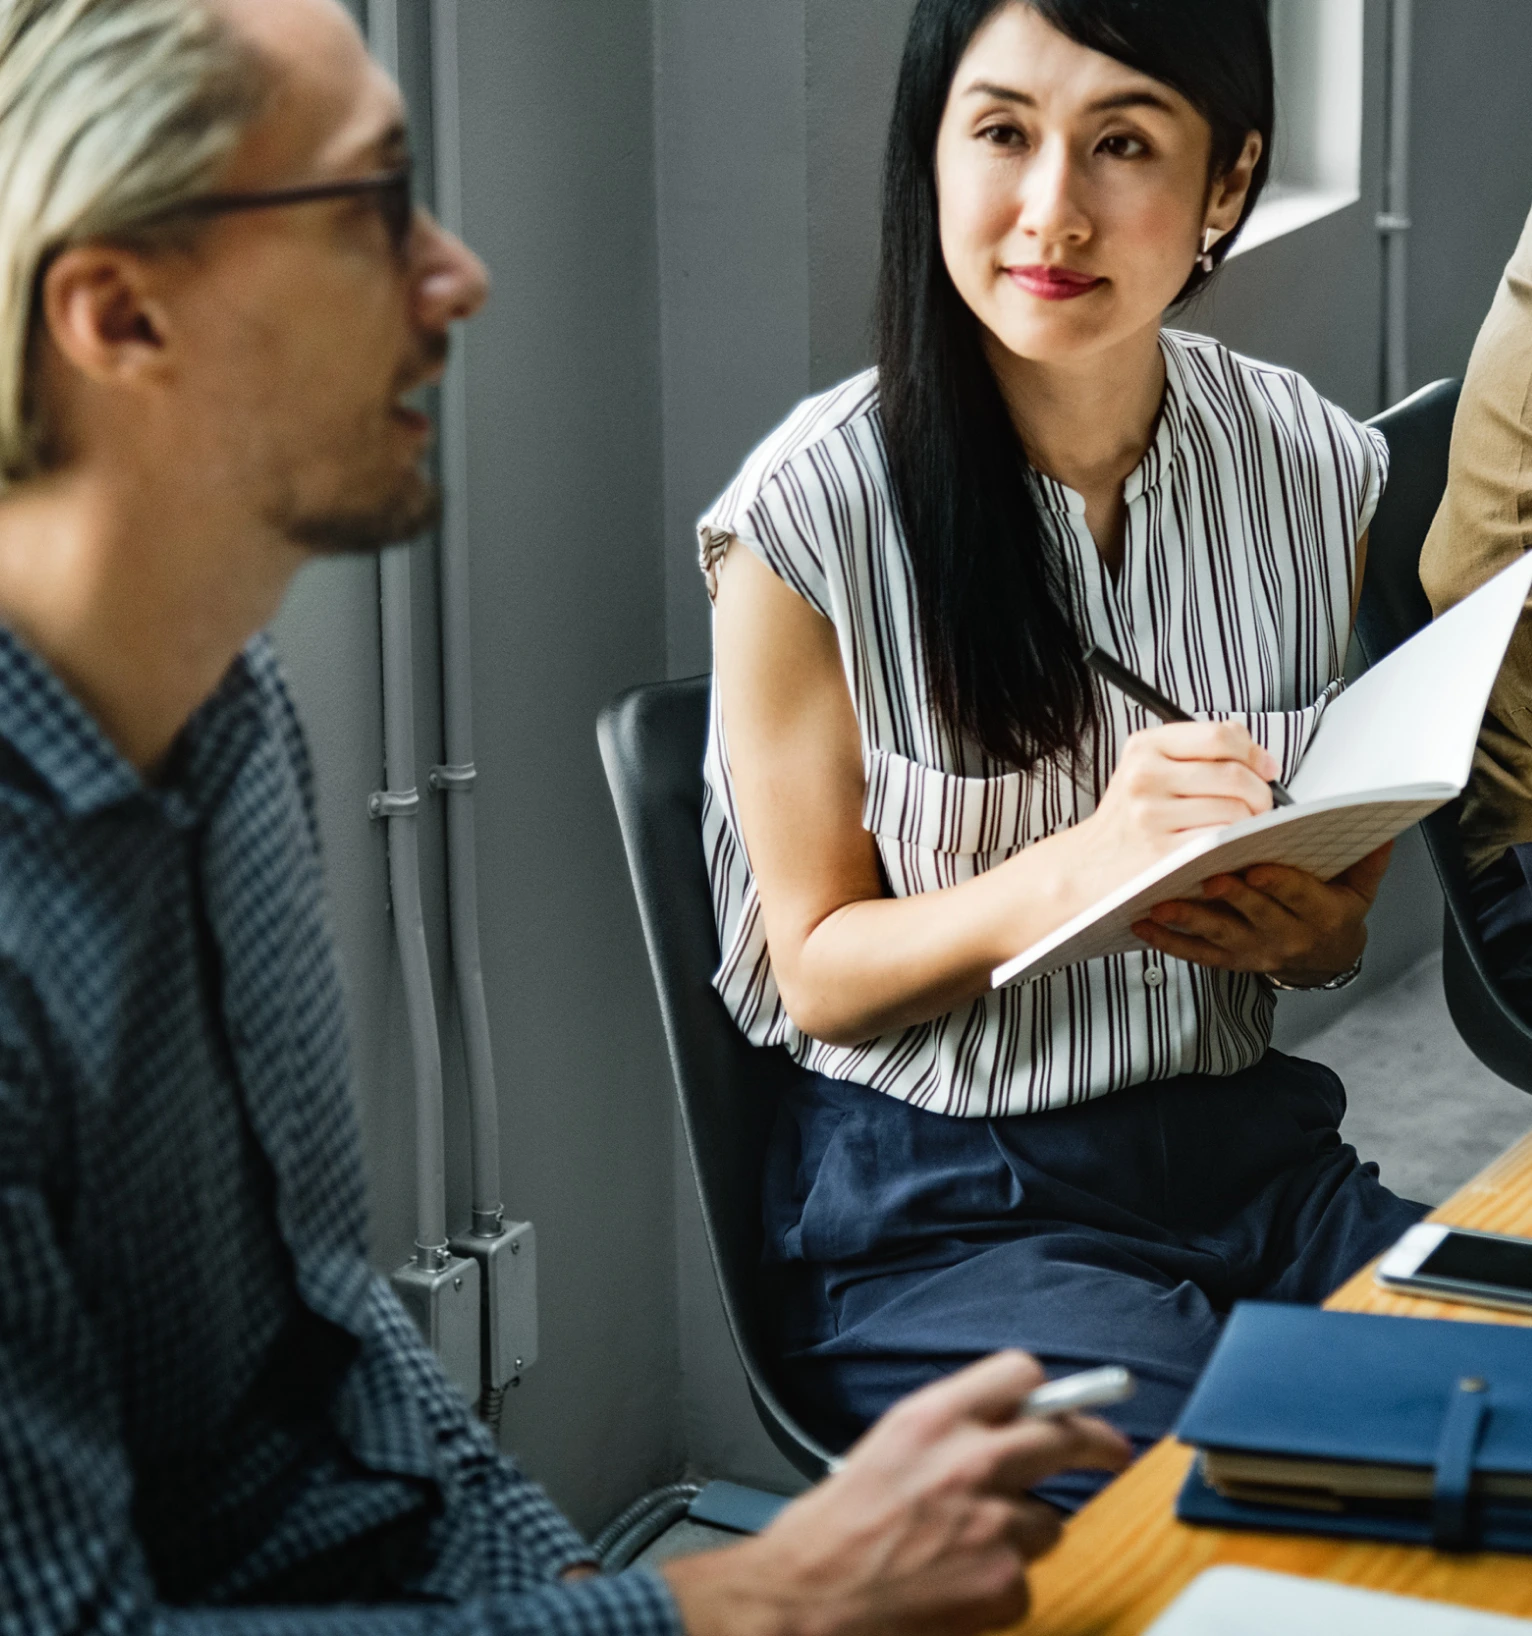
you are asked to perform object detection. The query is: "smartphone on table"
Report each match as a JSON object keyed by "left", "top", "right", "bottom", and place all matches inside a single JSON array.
[{"left": 1376, "top": 1222, "right": 1532, "bottom": 1314}]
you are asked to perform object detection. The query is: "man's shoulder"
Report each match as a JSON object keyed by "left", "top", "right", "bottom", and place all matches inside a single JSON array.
[
  {"left": 244, "top": 632, "right": 303, "bottom": 744},
  {"left": 0, "top": 736, "right": 95, "bottom": 935},
  {"left": 241, "top": 631, "right": 322, "bottom": 829}
]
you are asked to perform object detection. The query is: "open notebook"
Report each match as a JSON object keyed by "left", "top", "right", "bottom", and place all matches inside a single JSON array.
[
  {"left": 992, "top": 552, "right": 1532, "bottom": 990},
  {"left": 1145, "top": 1568, "right": 1532, "bottom": 1636}
]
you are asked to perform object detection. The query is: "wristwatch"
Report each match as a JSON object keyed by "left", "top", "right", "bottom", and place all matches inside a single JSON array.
[{"left": 1267, "top": 950, "right": 1364, "bottom": 992}]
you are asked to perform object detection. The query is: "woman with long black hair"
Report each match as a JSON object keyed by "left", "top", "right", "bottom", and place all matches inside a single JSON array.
[{"left": 701, "top": 0, "right": 1424, "bottom": 1509}]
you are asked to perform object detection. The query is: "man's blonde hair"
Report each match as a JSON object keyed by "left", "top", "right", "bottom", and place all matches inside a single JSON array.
[{"left": 0, "top": 0, "right": 266, "bottom": 486}]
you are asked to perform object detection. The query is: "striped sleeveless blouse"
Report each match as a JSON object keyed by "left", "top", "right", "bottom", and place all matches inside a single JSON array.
[{"left": 698, "top": 328, "right": 1388, "bottom": 1117}]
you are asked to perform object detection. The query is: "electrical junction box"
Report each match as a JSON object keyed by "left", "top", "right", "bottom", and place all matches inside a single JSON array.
[
  {"left": 450, "top": 1217, "right": 538, "bottom": 1387},
  {"left": 392, "top": 1252, "right": 481, "bottom": 1400}
]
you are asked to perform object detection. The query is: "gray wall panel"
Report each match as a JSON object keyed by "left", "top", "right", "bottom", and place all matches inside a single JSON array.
[
  {"left": 1407, "top": 0, "right": 1532, "bottom": 391},
  {"left": 280, "top": 0, "right": 680, "bottom": 1536},
  {"left": 804, "top": 0, "right": 916, "bottom": 392},
  {"left": 270, "top": 558, "right": 426, "bottom": 1268},
  {"left": 449, "top": 0, "right": 678, "bottom": 1533},
  {"left": 654, "top": 0, "right": 811, "bottom": 680},
  {"left": 1186, "top": 0, "right": 1388, "bottom": 418}
]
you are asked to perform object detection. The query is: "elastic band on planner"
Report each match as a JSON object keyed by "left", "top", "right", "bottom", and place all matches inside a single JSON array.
[{"left": 1432, "top": 1376, "right": 1490, "bottom": 1549}]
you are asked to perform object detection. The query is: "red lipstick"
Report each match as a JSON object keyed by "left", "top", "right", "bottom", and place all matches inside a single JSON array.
[{"left": 1007, "top": 264, "right": 1105, "bottom": 301}]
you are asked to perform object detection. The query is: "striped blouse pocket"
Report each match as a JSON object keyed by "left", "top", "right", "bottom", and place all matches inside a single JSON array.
[
  {"left": 862, "top": 749, "right": 1029, "bottom": 896},
  {"left": 1208, "top": 680, "right": 1344, "bottom": 785}
]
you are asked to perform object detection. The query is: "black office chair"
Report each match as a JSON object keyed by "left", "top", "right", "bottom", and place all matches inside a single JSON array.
[
  {"left": 1357, "top": 378, "right": 1532, "bottom": 1095},
  {"left": 598, "top": 678, "right": 836, "bottom": 1482}
]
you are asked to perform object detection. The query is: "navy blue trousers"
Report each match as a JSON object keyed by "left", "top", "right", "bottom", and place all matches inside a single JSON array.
[
  {"left": 761, "top": 1050, "right": 1425, "bottom": 1512},
  {"left": 1469, "top": 842, "right": 1532, "bottom": 1021}
]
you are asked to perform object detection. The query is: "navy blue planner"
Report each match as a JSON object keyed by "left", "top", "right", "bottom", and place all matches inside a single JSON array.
[{"left": 1174, "top": 1302, "right": 1532, "bottom": 1552}]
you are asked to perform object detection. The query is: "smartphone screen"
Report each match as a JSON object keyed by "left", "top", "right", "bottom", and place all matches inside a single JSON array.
[{"left": 1418, "top": 1231, "right": 1532, "bottom": 1294}]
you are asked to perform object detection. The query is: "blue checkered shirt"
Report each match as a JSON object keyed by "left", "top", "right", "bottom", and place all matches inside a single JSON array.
[{"left": 0, "top": 630, "right": 682, "bottom": 1636}]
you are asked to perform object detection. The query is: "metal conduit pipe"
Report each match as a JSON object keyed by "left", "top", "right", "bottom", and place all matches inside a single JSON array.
[
  {"left": 370, "top": 0, "right": 481, "bottom": 1400},
  {"left": 431, "top": 0, "right": 540, "bottom": 1425},
  {"left": 1379, "top": 0, "right": 1413, "bottom": 408},
  {"left": 591, "top": 1483, "right": 705, "bottom": 1572},
  {"left": 376, "top": 556, "right": 449, "bottom": 1263},
  {"left": 368, "top": 0, "right": 446, "bottom": 1273},
  {"left": 429, "top": 0, "right": 503, "bottom": 1242}
]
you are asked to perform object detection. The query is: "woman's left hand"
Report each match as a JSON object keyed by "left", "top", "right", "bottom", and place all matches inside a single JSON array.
[{"left": 1131, "top": 842, "right": 1393, "bottom": 983}]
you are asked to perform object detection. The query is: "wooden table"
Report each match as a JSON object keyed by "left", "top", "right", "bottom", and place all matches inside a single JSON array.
[{"left": 1017, "top": 1129, "right": 1532, "bottom": 1634}]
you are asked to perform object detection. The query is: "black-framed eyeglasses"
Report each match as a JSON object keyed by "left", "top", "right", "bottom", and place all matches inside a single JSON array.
[{"left": 142, "top": 167, "right": 415, "bottom": 257}]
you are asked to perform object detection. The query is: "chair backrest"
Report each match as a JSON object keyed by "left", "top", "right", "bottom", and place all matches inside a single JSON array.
[
  {"left": 1354, "top": 379, "right": 1459, "bottom": 666},
  {"left": 597, "top": 677, "right": 835, "bottom": 1479},
  {"left": 1360, "top": 380, "right": 1532, "bottom": 1095}
]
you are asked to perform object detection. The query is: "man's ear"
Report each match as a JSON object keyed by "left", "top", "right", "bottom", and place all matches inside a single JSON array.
[{"left": 40, "top": 245, "right": 173, "bottom": 389}]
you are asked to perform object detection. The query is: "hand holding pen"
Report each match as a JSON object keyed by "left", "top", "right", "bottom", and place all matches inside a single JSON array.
[
  {"left": 1084, "top": 645, "right": 1293, "bottom": 807},
  {"left": 824, "top": 1365, "right": 1136, "bottom": 1474},
  {"left": 1080, "top": 645, "right": 1382, "bottom": 983}
]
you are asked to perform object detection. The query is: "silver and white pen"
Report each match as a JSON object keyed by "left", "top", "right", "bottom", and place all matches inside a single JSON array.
[
  {"left": 824, "top": 1365, "right": 1135, "bottom": 1474},
  {"left": 1020, "top": 1364, "right": 1136, "bottom": 1420}
]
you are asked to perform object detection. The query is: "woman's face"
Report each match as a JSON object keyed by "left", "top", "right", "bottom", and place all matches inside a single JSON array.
[{"left": 935, "top": 3, "right": 1260, "bottom": 369}]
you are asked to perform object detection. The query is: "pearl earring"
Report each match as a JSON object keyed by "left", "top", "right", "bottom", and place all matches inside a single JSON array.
[{"left": 1198, "top": 228, "right": 1217, "bottom": 273}]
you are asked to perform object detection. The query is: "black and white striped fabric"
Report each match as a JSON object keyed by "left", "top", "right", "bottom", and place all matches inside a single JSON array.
[{"left": 698, "top": 329, "right": 1387, "bottom": 1117}]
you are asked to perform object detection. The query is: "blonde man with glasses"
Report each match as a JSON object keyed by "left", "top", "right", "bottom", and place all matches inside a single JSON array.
[{"left": 0, "top": 3, "right": 1126, "bottom": 1633}]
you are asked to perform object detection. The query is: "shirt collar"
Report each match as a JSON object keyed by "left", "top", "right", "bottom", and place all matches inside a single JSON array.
[
  {"left": 1028, "top": 329, "right": 1189, "bottom": 516},
  {"left": 0, "top": 624, "right": 267, "bottom": 825},
  {"left": 1125, "top": 329, "right": 1190, "bottom": 503}
]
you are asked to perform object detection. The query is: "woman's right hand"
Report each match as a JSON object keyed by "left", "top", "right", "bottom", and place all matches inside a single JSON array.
[{"left": 1086, "top": 721, "right": 1279, "bottom": 878}]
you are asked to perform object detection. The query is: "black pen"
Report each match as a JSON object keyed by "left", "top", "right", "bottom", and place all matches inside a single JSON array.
[{"left": 1084, "top": 644, "right": 1293, "bottom": 807}]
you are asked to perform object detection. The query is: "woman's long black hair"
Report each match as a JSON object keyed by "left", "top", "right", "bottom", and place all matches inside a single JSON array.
[{"left": 876, "top": 0, "right": 1274, "bottom": 770}]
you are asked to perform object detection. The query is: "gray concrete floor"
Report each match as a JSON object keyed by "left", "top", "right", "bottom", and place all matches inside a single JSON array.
[
  {"left": 1298, "top": 952, "right": 1532, "bottom": 1206},
  {"left": 633, "top": 954, "right": 1532, "bottom": 1568}
]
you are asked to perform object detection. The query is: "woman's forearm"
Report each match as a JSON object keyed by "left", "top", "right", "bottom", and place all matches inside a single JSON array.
[{"left": 774, "top": 822, "right": 1104, "bottom": 1044}]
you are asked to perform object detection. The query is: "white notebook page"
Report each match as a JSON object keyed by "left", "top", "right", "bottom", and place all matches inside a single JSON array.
[
  {"left": 991, "top": 553, "right": 1532, "bottom": 989},
  {"left": 1291, "top": 552, "right": 1532, "bottom": 803},
  {"left": 1146, "top": 1567, "right": 1532, "bottom": 1636}
]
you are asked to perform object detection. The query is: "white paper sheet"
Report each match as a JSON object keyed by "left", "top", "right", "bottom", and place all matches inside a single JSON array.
[
  {"left": 1146, "top": 1567, "right": 1532, "bottom": 1636},
  {"left": 1292, "top": 552, "right": 1532, "bottom": 802}
]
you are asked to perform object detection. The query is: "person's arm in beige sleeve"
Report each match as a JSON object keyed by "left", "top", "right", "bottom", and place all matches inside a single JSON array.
[{"left": 1420, "top": 200, "right": 1532, "bottom": 879}]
